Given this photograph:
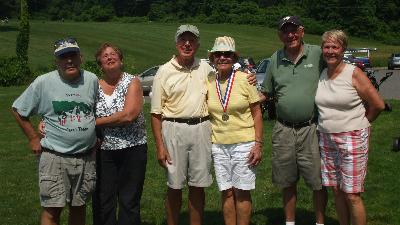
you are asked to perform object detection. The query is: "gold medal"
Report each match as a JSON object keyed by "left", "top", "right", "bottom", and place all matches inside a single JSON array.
[{"left": 222, "top": 113, "right": 229, "bottom": 121}]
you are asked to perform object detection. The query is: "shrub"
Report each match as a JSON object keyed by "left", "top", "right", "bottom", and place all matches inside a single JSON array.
[
  {"left": 82, "top": 60, "right": 102, "bottom": 77},
  {"left": 111, "top": 16, "right": 149, "bottom": 23},
  {"left": 0, "top": 57, "right": 30, "bottom": 86}
]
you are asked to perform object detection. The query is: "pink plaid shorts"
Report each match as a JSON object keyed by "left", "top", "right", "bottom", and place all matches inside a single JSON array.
[{"left": 318, "top": 127, "right": 370, "bottom": 193}]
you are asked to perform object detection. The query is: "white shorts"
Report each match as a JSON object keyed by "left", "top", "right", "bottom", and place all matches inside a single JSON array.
[{"left": 212, "top": 141, "right": 256, "bottom": 191}]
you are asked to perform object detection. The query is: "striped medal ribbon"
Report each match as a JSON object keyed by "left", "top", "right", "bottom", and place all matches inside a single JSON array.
[{"left": 216, "top": 70, "right": 236, "bottom": 121}]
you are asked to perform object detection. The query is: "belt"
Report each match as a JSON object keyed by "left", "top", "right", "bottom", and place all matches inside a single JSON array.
[
  {"left": 277, "top": 117, "right": 316, "bottom": 129},
  {"left": 41, "top": 147, "right": 93, "bottom": 157},
  {"left": 163, "top": 116, "right": 209, "bottom": 125}
]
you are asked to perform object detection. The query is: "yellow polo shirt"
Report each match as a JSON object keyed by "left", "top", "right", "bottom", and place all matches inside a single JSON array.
[
  {"left": 207, "top": 71, "right": 260, "bottom": 144},
  {"left": 151, "top": 56, "right": 214, "bottom": 118}
]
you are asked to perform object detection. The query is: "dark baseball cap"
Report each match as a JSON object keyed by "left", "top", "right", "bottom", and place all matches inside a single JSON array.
[
  {"left": 277, "top": 16, "right": 303, "bottom": 30},
  {"left": 54, "top": 37, "right": 80, "bottom": 57}
]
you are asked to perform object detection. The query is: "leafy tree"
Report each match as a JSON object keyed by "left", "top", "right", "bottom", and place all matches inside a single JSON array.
[{"left": 16, "top": 0, "right": 31, "bottom": 83}]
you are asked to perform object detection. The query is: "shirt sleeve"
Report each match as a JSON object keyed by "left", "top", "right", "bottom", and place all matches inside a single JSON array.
[
  {"left": 150, "top": 69, "right": 164, "bottom": 115},
  {"left": 12, "top": 77, "right": 42, "bottom": 117},
  {"left": 245, "top": 75, "right": 260, "bottom": 104},
  {"left": 261, "top": 53, "right": 275, "bottom": 95}
]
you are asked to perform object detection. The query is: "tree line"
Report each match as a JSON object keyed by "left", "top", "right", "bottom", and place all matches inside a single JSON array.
[{"left": 1, "top": 0, "right": 400, "bottom": 45}]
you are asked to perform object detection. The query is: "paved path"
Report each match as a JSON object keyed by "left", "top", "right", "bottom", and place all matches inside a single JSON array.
[{"left": 373, "top": 69, "right": 400, "bottom": 100}]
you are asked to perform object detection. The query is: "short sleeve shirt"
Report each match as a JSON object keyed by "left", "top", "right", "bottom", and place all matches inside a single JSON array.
[
  {"left": 262, "top": 44, "right": 323, "bottom": 122},
  {"left": 207, "top": 71, "right": 260, "bottom": 144},
  {"left": 12, "top": 70, "right": 98, "bottom": 154},
  {"left": 151, "top": 56, "right": 214, "bottom": 118}
]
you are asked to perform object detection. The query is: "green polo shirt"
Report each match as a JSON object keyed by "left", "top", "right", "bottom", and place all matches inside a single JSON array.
[{"left": 262, "top": 44, "right": 324, "bottom": 122}]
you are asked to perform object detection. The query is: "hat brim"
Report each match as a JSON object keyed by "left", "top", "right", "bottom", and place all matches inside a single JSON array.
[
  {"left": 279, "top": 21, "right": 303, "bottom": 30},
  {"left": 54, "top": 47, "right": 80, "bottom": 57}
]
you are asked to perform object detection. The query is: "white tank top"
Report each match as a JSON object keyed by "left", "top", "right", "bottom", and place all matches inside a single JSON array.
[{"left": 315, "top": 64, "right": 370, "bottom": 133}]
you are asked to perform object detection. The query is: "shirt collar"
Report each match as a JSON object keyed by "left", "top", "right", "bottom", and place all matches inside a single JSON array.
[{"left": 170, "top": 55, "right": 200, "bottom": 70}]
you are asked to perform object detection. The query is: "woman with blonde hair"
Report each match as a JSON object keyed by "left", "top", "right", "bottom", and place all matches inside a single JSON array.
[{"left": 315, "top": 30, "right": 384, "bottom": 225}]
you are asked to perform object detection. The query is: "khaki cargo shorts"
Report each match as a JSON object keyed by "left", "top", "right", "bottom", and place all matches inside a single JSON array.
[
  {"left": 271, "top": 121, "right": 322, "bottom": 190},
  {"left": 38, "top": 150, "right": 96, "bottom": 207},
  {"left": 162, "top": 120, "right": 213, "bottom": 189}
]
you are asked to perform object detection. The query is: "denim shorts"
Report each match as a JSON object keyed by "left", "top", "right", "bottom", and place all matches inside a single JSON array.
[{"left": 38, "top": 150, "right": 96, "bottom": 207}]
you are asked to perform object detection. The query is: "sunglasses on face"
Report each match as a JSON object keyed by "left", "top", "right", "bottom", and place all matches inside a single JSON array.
[
  {"left": 214, "top": 51, "right": 234, "bottom": 58},
  {"left": 54, "top": 37, "right": 77, "bottom": 49}
]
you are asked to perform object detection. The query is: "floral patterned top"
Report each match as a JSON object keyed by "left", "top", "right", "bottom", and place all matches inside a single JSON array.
[{"left": 96, "top": 73, "right": 147, "bottom": 150}]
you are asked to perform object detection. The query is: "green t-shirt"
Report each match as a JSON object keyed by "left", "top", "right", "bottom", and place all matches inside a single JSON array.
[
  {"left": 12, "top": 70, "right": 98, "bottom": 154},
  {"left": 262, "top": 44, "right": 324, "bottom": 122}
]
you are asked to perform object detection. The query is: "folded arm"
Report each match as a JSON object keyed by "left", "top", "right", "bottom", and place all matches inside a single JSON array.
[{"left": 96, "top": 78, "right": 144, "bottom": 127}]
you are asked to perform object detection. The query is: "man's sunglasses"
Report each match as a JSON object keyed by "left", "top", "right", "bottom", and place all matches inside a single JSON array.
[
  {"left": 54, "top": 37, "right": 77, "bottom": 49},
  {"left": 213, "top": 51, "right": 234, "bottom": 58},
  {"left": 280, "top": 26, "right": 302, "bottom": 34}
]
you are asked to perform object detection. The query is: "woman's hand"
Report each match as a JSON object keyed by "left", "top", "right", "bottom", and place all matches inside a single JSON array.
[
  {"left": 38, "top": 120, "right": 45, "bottom": 138},
  {"left": 248, "top": 142, "right": 262, "bottom": 167}
]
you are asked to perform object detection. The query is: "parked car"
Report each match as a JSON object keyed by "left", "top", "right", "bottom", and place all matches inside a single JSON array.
[
  {"left": 138, "top": 65, "right": 159, "bottom": 96},
  {"left": 255, "top": 58, "right": 270, "bottom": 87},
  {"left": 344, "top": 53, "right": 366, "bottom": 71},
  {"left": 254, "top": 58, "right": 275, "bottom": 120},
  {"left": 388, "top": 53, "right": 400, "bottom": 70},
  {"left": 237, "top": 57, "right": 256, "bottom": 72}
]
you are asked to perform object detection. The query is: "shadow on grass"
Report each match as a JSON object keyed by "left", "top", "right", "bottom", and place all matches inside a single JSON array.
[
  {"left": 253, "top": 207, "right": 339, "bottom": 225},
  {"left": 0, "top": 25, "right": 18, "bottom": 32},
  {"left": 150, "top": 208, "right": 339, "bottom": 225}
]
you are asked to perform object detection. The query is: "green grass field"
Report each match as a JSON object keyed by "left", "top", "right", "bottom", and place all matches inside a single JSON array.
[
  {"left": 1, "top": 21, "right": 400, "bottom": 225},
  {"left": 1, "top": 20, "right": 400, "bottom": 74},
  {"left": 1, "top": 85, "right": 399, "bottom": 225}
]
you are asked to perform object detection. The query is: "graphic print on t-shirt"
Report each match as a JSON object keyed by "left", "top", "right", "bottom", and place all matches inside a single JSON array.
[{"left": 52, "top": 101, "right": 92, "bottom": 126}]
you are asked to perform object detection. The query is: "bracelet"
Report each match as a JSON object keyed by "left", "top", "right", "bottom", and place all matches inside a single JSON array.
[{"left": 255, "top": 140, "right": 263, "bottom": 144}]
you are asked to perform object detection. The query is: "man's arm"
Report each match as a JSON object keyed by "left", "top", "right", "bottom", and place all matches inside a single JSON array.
[
  {"left": 11, "top": 108, "right": 42, "bottom": 155},
  {"left": 151, "top": 113, "right": 171, "bottom": 168}
]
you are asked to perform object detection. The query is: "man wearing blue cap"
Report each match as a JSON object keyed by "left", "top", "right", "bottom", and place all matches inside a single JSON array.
[
  {"left": 12, "top": 38, "right": 98, "bottom": 225},
  {"left": 261, "top": 16, "right": 327, "bottom": 225}
]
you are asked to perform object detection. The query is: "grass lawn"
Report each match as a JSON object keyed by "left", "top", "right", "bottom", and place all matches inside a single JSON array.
[
  {"left": 0, "top": 85, "right": 399, "bottom": 225},
  {"left": 1, "top": 20, "right": 400, "bottom": 75}
]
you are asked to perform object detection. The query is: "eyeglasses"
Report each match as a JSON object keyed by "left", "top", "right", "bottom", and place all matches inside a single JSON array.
[
  {"left": 54, "top": 37, "right": 77, "bottom": 49},
  {"left": 280, "top": 26, "right": 302, "bottom": 35},
  {"left": 214, "top": 51, "right": 234, "bottom": 58}
]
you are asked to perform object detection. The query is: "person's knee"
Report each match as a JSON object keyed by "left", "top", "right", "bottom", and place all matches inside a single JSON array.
[
  {"left": 189, "top": 186, "right": 204, "bottom": 195},
  {"left": 283, "top": 185, "right": 297, "bottom": 194},
  {"left": 42, "top": 207, "right": 63, "bottom": 221},
  {"left": 167, "top": 187, "right": 182, "bottom": 197},
  {"left": 222, "top": 188, "right": 235, "bottom": 199},
  {"left": 234, "top": 189, "right": 251, "bottom": 202},
  {"left": 345, "top": 193, "right": 362, "bottom": 205},
  {"left": 69, "top": 205, "right": 86, "bottom": 214}
]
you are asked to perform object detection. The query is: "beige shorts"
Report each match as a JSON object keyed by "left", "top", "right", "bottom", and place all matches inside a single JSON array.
[
  {"left": 38, "top": 151, "right": 96, "bottom": 207},
  {"left": 162, "top": 120, "right": 213, "bottom": 189}
]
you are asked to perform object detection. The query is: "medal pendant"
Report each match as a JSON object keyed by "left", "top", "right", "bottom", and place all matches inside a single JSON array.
[{"left": 222, "top": 113, "right": 229, "bottom": 121}]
